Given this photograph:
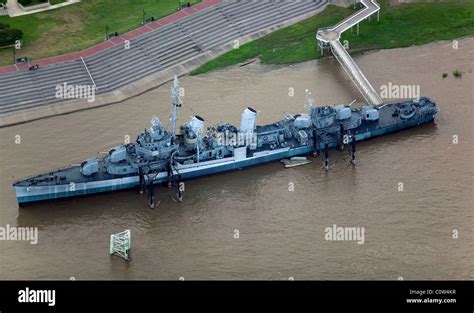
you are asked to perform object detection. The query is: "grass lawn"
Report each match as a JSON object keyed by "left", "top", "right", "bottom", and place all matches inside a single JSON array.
[
  {"left": 0, "top": 0, "right": 201, "bottom": 65},
  {"left": 192, "top": 0, "right": 474, "bottom": 75}
]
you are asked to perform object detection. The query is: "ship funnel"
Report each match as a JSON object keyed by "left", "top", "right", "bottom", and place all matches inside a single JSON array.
[
  {"left": 189, "top": 115, "right": 205, "bottom": 135},
  {"left": 240, "top": 107, "right": 257, "bottom": 133}
]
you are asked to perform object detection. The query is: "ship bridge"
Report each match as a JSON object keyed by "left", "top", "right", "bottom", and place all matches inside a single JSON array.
[{"left": 317, "top": 0, "right": 383, "bottom": 106}]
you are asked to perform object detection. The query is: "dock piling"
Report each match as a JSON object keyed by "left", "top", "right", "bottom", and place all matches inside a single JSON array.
[{"left": 324, "top": 144, "right": 329, "bottom": 171}]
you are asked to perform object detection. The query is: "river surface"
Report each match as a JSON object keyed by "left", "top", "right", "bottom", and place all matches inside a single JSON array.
[{"left": 0, "top": 38, "right": 472, "bottom": 280}]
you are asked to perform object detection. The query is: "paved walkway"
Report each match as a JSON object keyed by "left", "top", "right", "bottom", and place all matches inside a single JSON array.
[
  {"left": 6, "top": 0, "right": 81, "bottom": 17},
  {"left": 0, "top": 3, "right": 8, "bottom": 16},
  {"left": 0, "top": 0, "right": 221, "bottom": 74},
  {"left": 317, "top": 0, "right": 383, "bottom": 106}
]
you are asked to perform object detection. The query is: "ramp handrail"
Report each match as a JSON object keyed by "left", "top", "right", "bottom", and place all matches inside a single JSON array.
[
  {"left": 316, "top": 0, "right": 383, "bottom": 105},
  {"left": 81, "top": 57, "right": 99, "bottom": 92}
]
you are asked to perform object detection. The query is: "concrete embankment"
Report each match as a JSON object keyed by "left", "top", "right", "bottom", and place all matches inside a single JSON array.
[{"left": 0, "top": 2, "right": 329, "bottom": 127}]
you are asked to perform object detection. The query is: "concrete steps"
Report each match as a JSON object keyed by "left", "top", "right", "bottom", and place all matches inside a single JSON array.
[{"left": 0, "top": 0, "right": 329, "bottom": 113}]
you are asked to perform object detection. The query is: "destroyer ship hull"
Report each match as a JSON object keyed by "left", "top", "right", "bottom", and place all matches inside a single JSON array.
[{"left": 14, "top": 109, "right": 436, "bottom": 204}]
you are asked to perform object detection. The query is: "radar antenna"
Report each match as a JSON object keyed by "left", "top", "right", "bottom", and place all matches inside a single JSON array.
[{"left": 170, "top": 76, "right": 183, "bottom": 139}]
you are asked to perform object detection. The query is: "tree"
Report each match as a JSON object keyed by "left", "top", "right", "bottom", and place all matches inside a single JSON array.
[
  {"left": 18, "top": 0, "right": 32, "bottom": 6},
  {"left": 0, "top": 22, "right": 23, "bottom": 47},
  {"left": 0, "top": 28, "right": 23, "bottom": 47}
]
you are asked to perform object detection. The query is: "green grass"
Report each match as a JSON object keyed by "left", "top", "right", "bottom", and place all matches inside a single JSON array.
[
  {"left": 0, "top": 0, "right": 201, "bottom": 65},
  {"left": 192, "top": 0, "right": 474, "bottom": 75}
]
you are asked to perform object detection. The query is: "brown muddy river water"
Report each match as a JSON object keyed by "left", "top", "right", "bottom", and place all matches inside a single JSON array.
[{"left": 0, "top": 38, "right": 472, "bottom": 280}]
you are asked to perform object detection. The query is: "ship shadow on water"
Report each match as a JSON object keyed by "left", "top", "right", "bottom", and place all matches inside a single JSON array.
[
  {"left": 15, "top": 163, "right": 290, "bottom": 229},
  {"left": 16, "top": 188, "right": 154, "bottom": 227}
]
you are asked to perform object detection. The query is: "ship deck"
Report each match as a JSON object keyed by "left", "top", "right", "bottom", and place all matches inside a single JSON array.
[{"left": 13, "top": 163, "right": 132, "bottom": 187}]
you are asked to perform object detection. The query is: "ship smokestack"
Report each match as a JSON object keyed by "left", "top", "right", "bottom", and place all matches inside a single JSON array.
[
  {"left": 189, "top": 115, "right": 205, "bottom": 135},
  {"left": 240, "top": 107, "right": 257, "bottom": 134}
]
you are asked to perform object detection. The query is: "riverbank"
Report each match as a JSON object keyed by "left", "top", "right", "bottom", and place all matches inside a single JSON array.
[
  {"left": 0, "top": 0, "right": 201, "bottom": 65},
  {"left": 191, "top": 0, "right": 474, "bottom": 75}
]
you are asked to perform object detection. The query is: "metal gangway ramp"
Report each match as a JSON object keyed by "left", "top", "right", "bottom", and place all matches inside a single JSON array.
[{"left": 316, "top": 0, "right": 383, "bottom": 106}]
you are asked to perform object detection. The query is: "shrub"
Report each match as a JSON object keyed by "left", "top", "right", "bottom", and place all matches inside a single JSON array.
[
  {"left": 0, "top": 28, "right": 23, "bottom": 47},
  {"left": 442, "top": 73, "right": 448, "bottom": 78},
  {"left": 0, "top": 0, "right": 7, "bottom": 5},
  {"left": 18, "top": 0, "right": 47, "bottom": 6},
  {"left": 452, "top": 69, "right": 462, "bottom": 78},
  {"left": 49, "top": 0, "right": 67, "bottom": 4},
  {"left": 0, "top": 22, "right": 9, "bottom": 30}
]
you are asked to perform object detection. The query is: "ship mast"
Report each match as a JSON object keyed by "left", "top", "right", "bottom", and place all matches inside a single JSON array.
[{"left": 170, "top": 75, "right": 183, "bottom": 139}]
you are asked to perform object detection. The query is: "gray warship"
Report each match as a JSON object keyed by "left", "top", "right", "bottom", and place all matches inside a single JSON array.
[{"left": 13, "top": 76, "right": 438, "bottom": 206}]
